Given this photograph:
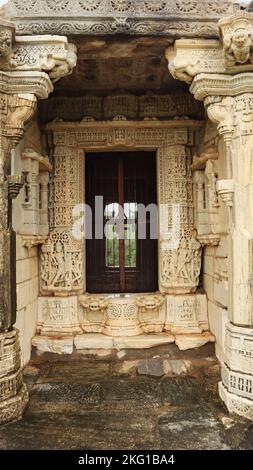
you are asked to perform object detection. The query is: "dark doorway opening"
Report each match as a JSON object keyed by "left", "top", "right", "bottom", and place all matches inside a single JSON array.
[{"left": 86, "top": 152, "right": 158, "bottom": 293}]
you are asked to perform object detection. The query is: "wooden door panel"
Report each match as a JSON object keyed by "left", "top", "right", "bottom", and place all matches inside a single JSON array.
[{"left": 86, "top": 152, "right": 158, "bottom": 293}]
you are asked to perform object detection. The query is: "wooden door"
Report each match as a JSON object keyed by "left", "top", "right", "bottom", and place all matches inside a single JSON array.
[{"left": 86, "top": 152, "right": 158, "bottom": 293}]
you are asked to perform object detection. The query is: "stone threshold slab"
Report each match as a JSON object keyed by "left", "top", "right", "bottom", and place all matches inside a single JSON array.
[{"left": 32, "top": 332, "right": 215, "bottom": 355}]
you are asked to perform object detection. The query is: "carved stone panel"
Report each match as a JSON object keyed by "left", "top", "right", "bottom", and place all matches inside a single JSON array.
[
  {"left": 49, "top": 146, "right": 84, "bottom": 230},
  {"left": 78, "top": 293, "right": 166, "bottom": 336},
  {"left": 37, "top": 296, "right": 82, "bottom": 335},
  {"left": 40, "top": 230, "right": 83, "bottom": 296},
  {"left": 158, "top": 146, "right": 202, "bottom": 294},
  {"left": 165, "top": 293, "right": 208, "bottom": 334}
]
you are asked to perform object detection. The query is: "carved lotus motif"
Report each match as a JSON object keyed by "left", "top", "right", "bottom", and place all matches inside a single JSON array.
[
  {"left": 144, "top": 1, "right": 166, "bottom": 12},
  {"left": 13, "top": 0, "right": 37, "bottom": 11},
  {"left": 207, "top": 1, "right": 231, "bottom": 15},
  {"left": 110, "top": 0, "right": 132, "bottom": 13},
  {"left": 46, "top": 0, "right": 69, "bottom": 11},
  {"left": 79, "top": 0, "right": 102, "bottom": 11},
  {"left": 175, "top": 0, "right": 199, "bottom": 13}
]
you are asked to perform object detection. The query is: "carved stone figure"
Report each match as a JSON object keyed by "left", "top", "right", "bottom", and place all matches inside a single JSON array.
[
  {"left": 40, "top": 230, "right": 83, "bottom": 295},
  {"left": 223, "top": 31, "right": 253, "bottom": 67},
  {"left": 161, "top": 233, "right": 202, "bottom": 293}
]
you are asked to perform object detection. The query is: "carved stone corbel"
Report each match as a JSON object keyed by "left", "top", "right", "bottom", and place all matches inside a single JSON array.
[
  {"left": 216, "top": 179, "right": 234, "bottom": 208},
  {"left": 204, "top": 96, "right": 235, "bottom": 146},
  {"left": 166, "top": 44, "right": 200, "bottom": 84},
  {"left": 5, "top": 94, "right": 37, "bottom": 146}
]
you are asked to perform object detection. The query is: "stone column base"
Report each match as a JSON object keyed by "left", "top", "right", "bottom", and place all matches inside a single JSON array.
[
  {"left": 219, "top": 382, "right": 253, "bottom": 421},
  {"left": 219, "top": 322, "right": 253, "bottom": 421},
  {"left": 0, "top": 329, "right": 28, "bottom": 424},
  {"left": 0, "top": 385, "right": 28, "bottom": 424}
]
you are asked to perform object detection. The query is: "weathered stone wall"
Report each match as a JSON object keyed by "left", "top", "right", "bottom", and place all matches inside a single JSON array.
[
  {"left": 15, "top": 237, "right": 39, "bottom": 365},
  {"left": 12, "top": 121, "right": 45, "bottom": 365}
]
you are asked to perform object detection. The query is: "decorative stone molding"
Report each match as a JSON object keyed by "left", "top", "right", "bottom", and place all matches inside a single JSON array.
[
  {"left": 165, "top": 293, "right": 208, "bottom": 334},
  {"left": 217, "top": 323, "right": 253, "bottom": 420},
  {"left": 219, "top": 382, "right": 253, "bottom": 421},
  {"left": 21, "top": 234, "right": 47, "bottom": 249},
  {"left": 37, "top": 296, "right": 82, "bottom": 336},
  {"left": 219, "top": 11, "right": 253, "bottom": 71},
  {"left": 4, "top": 0, "right": 235, "bottom": 37},
  {"left": 222, "top": 363, "right": 253, "bottom": 402},
  {"left": 225, "top": 323, "right": 253, "bottom": 376},
  {"left": 40, "top": 230, "right": 83, "bottom": 297},
  {"left": 0, "top": 329, "right": 28, "bottom": 424},
  {"left": 77, "top": 292, "right": 208, "bottom": 337},
  {"left": 190, "top": 73, "right": 253, "bottom": 102},
  {"left": 47, "top": 119, "right": 200, "bottom": 149},
  {"left": 0, "top": 71, "right": 53, "bottom": 99}
]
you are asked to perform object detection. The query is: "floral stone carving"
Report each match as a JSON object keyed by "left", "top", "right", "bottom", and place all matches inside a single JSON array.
[{"left": 40, "top": 230, "right": 83, "bottom": 296}]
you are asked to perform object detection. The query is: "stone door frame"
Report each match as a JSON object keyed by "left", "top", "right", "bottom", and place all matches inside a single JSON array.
[{"left": 44, "top": 118, "right": 203, "bottom": 297}]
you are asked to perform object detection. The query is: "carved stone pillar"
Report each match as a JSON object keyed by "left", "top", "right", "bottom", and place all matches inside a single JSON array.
[
  {"left": 38, "top": 142, "right": 84, "bottom": 336},
  {"left": 0, "top": 92, "right": 37, "bottom": 423},
  {"left": 158, "top": 145, "right": 202, "bottom": 294},
  {"left": 0, "top": 18, "right": 77, "bottom": 423},
  {"left": 167, "top": 11, "right": 253, "bottom": 419}
]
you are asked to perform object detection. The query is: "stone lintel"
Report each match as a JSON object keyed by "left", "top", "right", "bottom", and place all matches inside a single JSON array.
[{"left": 3, "top": 0, "right": 236, "bottom": 37}]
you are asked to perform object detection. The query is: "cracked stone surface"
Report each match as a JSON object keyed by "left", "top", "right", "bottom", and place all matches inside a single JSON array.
[{"left": 0, "top": 344, "right": 252, "bottom": 450}]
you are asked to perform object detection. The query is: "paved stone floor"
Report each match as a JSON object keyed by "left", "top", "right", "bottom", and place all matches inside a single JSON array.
[{"left": 0, "top": 344, "right": 252, "bottom": 450}]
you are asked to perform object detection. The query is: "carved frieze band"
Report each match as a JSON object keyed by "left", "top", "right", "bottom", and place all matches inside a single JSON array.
[
  {"left": 47, "top": 121, "right": 199, "bottom": 149},
  {"left": 37, "top": 292, "right": 209, "bottom": 337},
  {"left": 4, "top": 0, "right": 235, "bottom": 36}
]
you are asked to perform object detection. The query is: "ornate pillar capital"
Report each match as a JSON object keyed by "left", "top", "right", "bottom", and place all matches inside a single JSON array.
[{"left": 0, "top": 17, "right": 77, "bottom": 100}]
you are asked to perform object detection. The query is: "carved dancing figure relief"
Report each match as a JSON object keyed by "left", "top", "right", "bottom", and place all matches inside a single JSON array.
[{"left": 40, "top": 230, "right": 83, "bottom": 294}]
